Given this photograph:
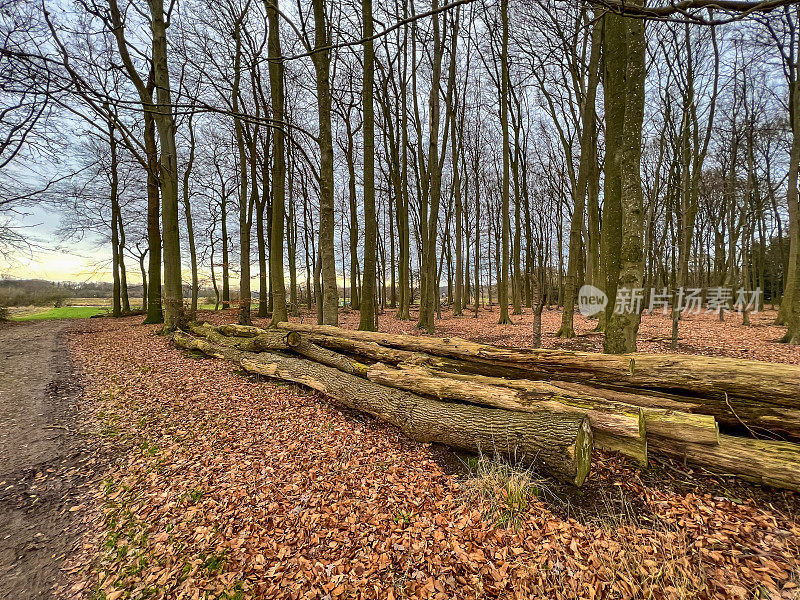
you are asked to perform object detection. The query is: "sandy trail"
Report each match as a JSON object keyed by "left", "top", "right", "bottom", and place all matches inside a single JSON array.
[{"left": 0, "top": 320, "right": 93, "bottom": 599}]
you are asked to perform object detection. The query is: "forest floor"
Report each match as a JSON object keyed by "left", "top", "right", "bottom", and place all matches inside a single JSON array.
[{"left": 40, "top": 307, "right": 799, "bottom": 599}]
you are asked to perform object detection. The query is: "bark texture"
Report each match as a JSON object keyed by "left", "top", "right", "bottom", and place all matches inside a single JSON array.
[{"left": 368, "top": 363, "right": 646, "bottom": 465}]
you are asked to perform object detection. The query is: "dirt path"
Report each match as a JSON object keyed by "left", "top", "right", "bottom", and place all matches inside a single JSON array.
[{"left": 0, "top": 320, "right": 97, "bottom": 599}]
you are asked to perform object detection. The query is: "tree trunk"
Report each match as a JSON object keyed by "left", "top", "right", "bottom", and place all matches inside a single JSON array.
[
  {"left": 285, "top": 330, "right": 369, "bottom": 376},
  {"left": 267, "top": 0, "right": 288, "bottom": 325},
  {"left": 402, "top": 365, "right": 719, "bottom": 446},
  {"left": 312, "top": 0, "right": 339, "bottom": 326},
  {"left": 106, "top": 0, "right": 162, "bottom": 324},
  {"left": 148, "top": 0, "right": 183, "bottom": 330},
  {"left": 497, "top": 0, "right": 512, "bottom": 326},
  {"left": 221, "top": 189, "right": 231, "bottom": 310},
  {"left": 604, "top": 5, "right": 645, "bottom": 353},
  {"left": 558, "top": 15, "right": 601, "bottom": 338},
  {"left": 144, "top": 113, "right": 163, "bottom": 324},
  {"left": 189, "top": 323, "right": 289, "bottom": 352},
  {"left": 256, "top": 154, "right": 269, "bottom": 318},
  {"left": 359, "top": 0, "right": 377, "bottom": 331},
  {"left": 109, "top": 115, "right": 121, "bottom": 319},
  {"left": 232, "top": 20, "right": 252, "bottom": 326},
  {"left": 368, "top": 362, "right": 646, "bottom": 465},
  {"left": 781, "top": 75, "right": 800, "bottom": 341},
  {"left": 183, "top": 115, "right": 199, "bottom": 317},
  {"left": 118, "top": 217, "right": 131, "bottom": 313},
  {"left": 273, "top": 323, "right": 800, "bottom": 411},
  {"left": 417, "top": 0, "right": 445, "bottom": 334}
]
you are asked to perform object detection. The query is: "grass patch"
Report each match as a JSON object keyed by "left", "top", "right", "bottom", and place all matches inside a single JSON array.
[
  {"left": 200, "top": 551, "right": 228, "bottom": 575},
  {"left": 462, "top": 455, "right": 541, "bottom": 530},
  {"left": 12, "top": 306, "right": 107, "bottom": 320}
]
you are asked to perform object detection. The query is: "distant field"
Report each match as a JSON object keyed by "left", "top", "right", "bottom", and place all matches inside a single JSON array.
[
  {"left": 12, "top": 306, "right": 108, "bottom": 321},
  {"left": 65, "top": 297, "right": 145, "bottom": 307}
]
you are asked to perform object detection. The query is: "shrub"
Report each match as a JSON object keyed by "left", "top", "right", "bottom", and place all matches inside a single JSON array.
[{"left": 0, "top": 283, "right": 72, "bottom": 307}]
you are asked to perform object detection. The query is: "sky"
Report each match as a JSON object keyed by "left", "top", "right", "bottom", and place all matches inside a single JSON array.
[{"left": 2, "top": 204, "right": 119, "bottom": 283}]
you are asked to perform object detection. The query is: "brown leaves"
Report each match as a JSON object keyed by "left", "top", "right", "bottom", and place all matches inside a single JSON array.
[{"left": 62, "top": 314, "right": 800, "bottom": 600}]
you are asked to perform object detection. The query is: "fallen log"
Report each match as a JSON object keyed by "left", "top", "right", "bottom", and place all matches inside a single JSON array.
[
  {"left": 174, "top": 328, "right": 800, "bottom": 492},
  {"left": 284, "top": 330, "right": 369, "bottom": 376},
  {"left": 216, "top": 324, "right": 264, "bottom": 338},
  {"left": 217, "top": 324, "right": 793, "bottom": 438},
  {"left": 189, "top": 323, "right": 290, "bottom": 352},
  {"left": 213, "top": 323, "right": 461, "bottom": 368},
  {"left": 275, "top": 323, "right": 800, "bottom": 411},
  {"left": 299, "top": 333, "right": 460, "bottom": 368},
  {"left": 367, "top": 362, "right": 647, "bottom": 465},
  {"left": 549, "top": 380, "right": 800, "bottom": 441},
  {"left": 653, "top": 434, "right": 800, "bottom": 492},
  {"left": 401, "top": 366, "right": 719, "bottom": 446},
  {"left": 172, "top": 331, "right": 593, "bottom": 486},
  {"left": 173, "top": 331, "right": 226, "bottom": 359}
]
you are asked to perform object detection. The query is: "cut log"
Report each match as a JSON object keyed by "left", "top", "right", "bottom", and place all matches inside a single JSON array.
[
  {"left": 299, "top": 333, "right": 456, "bottom": 367},
  {"left": 171, "top": 330, "right": 592, "bottom": 485},
  {"left": 275, "top": 323, "right": 800, "bottom": 410},
  {"left": 550, "top": 380, "right": 800, "bottom": 441},
  {"left": 284, "top": 331, "right": 369, "bottom": 377},
  {"left": 220, "top": 325, "right": 461, "bottom": 369},
  {"left": 216, "top": 324, "right": 265, "bottom": 338},
  {"left": 173, "top": 331, "right": 226, "bottom": 359},
  {"left": 189, "top": 323, "right": 290, "bottom": 352},
  {"left": 368, "top": 363, "right": 647, "bottom": 465},
  {"left": 405, "top": 367, "right": 718, "bottom": 446},
  {"left": 652, "top": 434, "right": 800, "bottom": 492},
  {"left": 241, "top": 354, "right": 593, "bottom": 485}
]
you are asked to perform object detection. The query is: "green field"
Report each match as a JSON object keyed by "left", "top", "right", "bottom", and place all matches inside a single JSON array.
[{"left": 12, "top": 306, "right": 108, "bottom": 321}]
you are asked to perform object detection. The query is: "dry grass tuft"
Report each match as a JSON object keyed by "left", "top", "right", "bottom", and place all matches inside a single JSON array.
[{"left": 462, "top": 454, "right": 542, "bottom": 530}]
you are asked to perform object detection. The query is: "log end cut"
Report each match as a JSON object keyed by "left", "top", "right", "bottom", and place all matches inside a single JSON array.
[{"left": 573, "top": 417, "right": 593, "bottom": 487}]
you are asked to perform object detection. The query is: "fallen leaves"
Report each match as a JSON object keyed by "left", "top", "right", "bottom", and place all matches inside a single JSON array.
[{"left": 61, "top": 315, "right": 800, "bottom": 599}]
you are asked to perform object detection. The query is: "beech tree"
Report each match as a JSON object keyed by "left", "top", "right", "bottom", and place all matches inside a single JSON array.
[{"left": 4, "top": 0, "right": 797, "bottom": 350}]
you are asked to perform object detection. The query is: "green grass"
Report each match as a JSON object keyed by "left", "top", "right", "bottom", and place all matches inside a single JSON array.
[{"left": 13, "top": 306, "right": 108, "bottom": 321}]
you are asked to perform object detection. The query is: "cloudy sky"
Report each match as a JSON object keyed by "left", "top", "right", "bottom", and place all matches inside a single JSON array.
[{"left": 3, "top": 202, "right": 118, "bottom": 283}]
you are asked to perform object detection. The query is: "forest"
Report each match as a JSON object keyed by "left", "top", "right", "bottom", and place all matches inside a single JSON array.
[
  {"left": 3, "top": 0, "right": 800, "bottom": 598},
  {"left": 2, "top": 0, "right": 800, "bottom": 351}
]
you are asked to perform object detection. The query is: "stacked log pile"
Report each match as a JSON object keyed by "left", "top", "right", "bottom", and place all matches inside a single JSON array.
[{"left": 171, "top": 322, "right": 800, "bottom": 492}]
